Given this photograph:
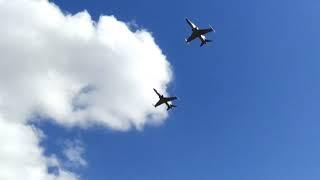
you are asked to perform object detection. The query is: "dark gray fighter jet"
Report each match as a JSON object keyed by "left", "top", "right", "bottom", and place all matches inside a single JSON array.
[
  {"left": 185, "top": 18, "right": 215, "bottom": 47},
  {"left": 153, "top": 88, "right": 177, "bottom": 111}
]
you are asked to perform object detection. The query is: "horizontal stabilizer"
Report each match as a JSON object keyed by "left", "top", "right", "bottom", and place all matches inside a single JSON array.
[
  {"left": 200, "top": 39, "right": 212, "bottom": 47},
  {"left": 167, "top": 104, "right": 176, "bottom": 111}
]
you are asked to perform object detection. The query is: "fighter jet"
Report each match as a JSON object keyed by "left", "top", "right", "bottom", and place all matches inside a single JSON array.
[
  {"left": 153, "top": 88, "right": 177, "bottom": 111},
  {"left": 185, "top": 18, "right": 215, "bottom": 47}
]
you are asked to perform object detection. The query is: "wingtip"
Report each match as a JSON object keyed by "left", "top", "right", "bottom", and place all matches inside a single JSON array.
[{"left": 209, "top": 24, "right": 215, "bottom": 32}]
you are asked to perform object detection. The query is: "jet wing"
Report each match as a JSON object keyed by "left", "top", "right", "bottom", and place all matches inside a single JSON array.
[
  {"left": 165, "top": 96, "right": 177, "bottom": 102},
  {"left": 153, "top": 88, "right": 161, "bottom": 97},
  {"left": 186, "top": 33, "right": 197, "bottom": 43},
  {"left": 154, "top": 100, "right": 162, "bottom": 107},
  {"left": 198, "top": 27, "right": 214, "bottom": 35},
  {"left": 186, "top": 18, "right": 196, "bottom": 29}
]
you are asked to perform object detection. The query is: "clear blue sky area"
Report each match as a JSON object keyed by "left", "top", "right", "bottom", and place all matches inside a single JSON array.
[{"left": 42, "top": 0, "right": 320, "bottom": 179}]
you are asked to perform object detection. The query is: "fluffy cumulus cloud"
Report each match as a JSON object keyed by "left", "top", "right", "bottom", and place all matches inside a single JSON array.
[
  {"left": 0, "top": 117, "right": 78, "bottom": 180},
  {"left": 0, "top": 0, "right": 173, "bottom": 179}
]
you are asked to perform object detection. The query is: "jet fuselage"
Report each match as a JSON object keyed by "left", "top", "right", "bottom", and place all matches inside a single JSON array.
[
  {"left": 190, "top": 28, "right": 208, "bottom": 44},
  {"left": 185, "top": 18, "right": 214, "bottom": 46}
]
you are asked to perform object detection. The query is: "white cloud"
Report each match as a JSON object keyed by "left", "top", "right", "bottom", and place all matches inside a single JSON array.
[
  {"left": 0, "top": 117, "right": 78, "bottom": 180},
  {"left": 0, "top": 0, "right": 173, "bottom": 179},
  {"left": 0, "top": 0, "right": 172, "bottom": 129},
  {"left": 63, "top": 139, "right": 87, "bottom": 168}
]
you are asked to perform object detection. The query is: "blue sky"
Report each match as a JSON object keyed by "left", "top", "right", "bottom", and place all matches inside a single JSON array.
[{"left": 42, "top": 0, "right": 320, "bottom": 179}]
